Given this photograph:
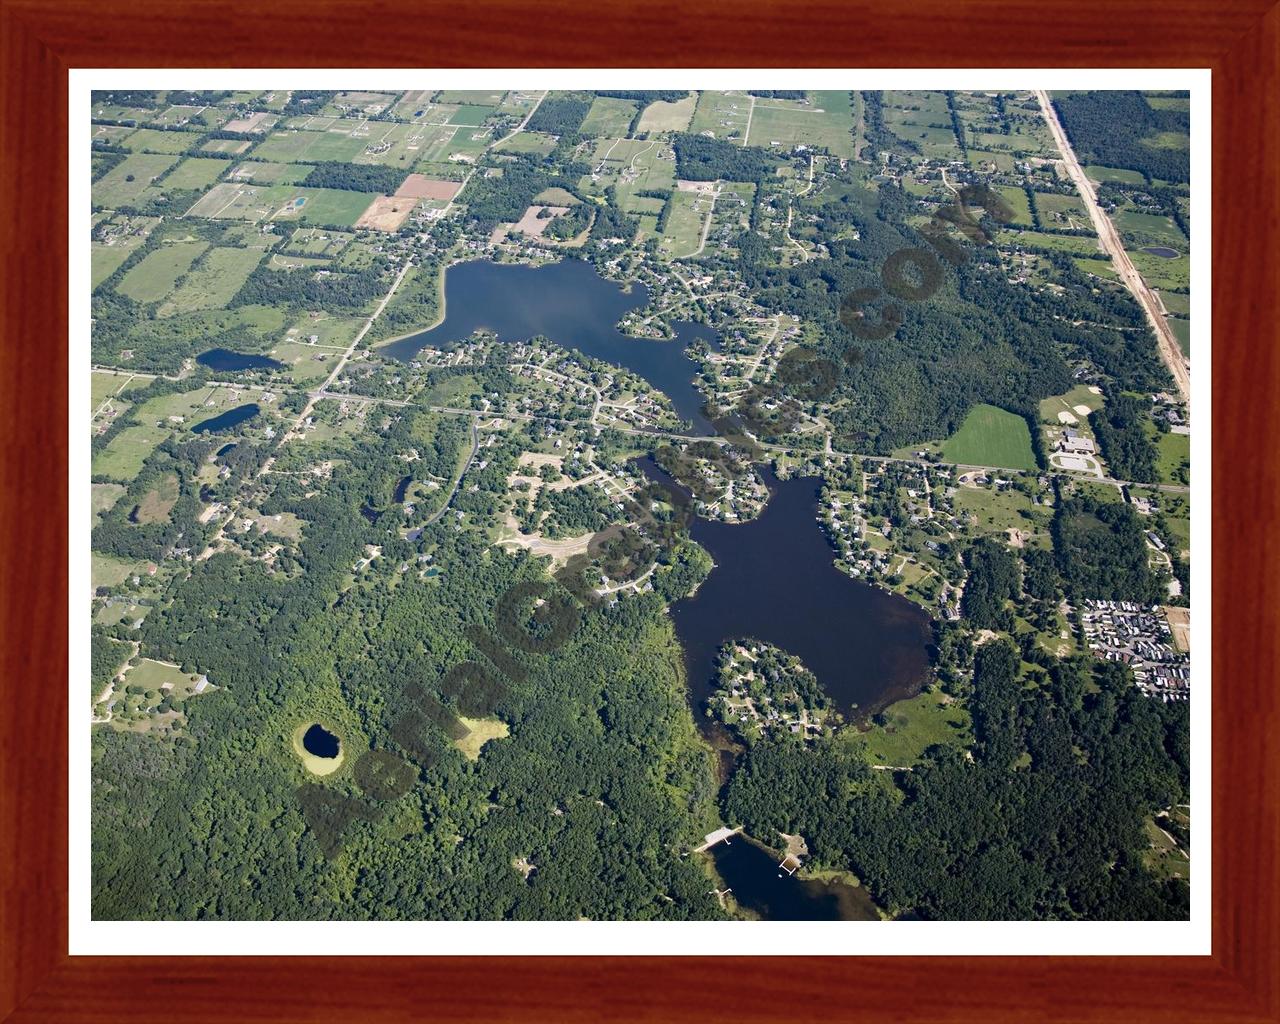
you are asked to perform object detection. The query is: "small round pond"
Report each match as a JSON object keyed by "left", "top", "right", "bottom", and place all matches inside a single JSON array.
[
  {"left": 1141, "top": 246, "right": 1180, "bottom": 259},
  {"left": 293, "top": 722, "right": 344, "bottom": 776}
]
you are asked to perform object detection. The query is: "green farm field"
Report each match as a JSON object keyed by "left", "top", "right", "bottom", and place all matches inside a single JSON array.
[
  {"left": 159, "top": 246, "right": 264, "bottom": 315},
  {"left": 579, "top": 97, "right": 638, "bottom": 138},
  {"left": 92, "top": 153, "right": 180, "bottom": 208},
  {"left": 942, "top": 404, "right": 1038, "bottom": 470},
  {"left": 635, "top": 93, "right": 695, "bottom": 133},
  {"left": 116, "top": 241, "right": 209, "bottom": 303}
]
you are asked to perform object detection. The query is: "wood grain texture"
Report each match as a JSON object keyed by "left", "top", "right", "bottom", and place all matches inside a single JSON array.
[{"left": 1, "top": 0, "right": 1276, "bottom": 1020}]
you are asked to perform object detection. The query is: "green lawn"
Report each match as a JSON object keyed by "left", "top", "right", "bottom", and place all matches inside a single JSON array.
[
  {"left": 1084, "top": 164, "right": 1147, "bottom": 184},
  {"left": 942, "top": 404, "right": 1038, "bottom": 470}
]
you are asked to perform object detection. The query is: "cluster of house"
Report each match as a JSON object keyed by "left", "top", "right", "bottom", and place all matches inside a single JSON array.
[{"left": 1079, "top": 599, "right": 1189, "bottom": 701}]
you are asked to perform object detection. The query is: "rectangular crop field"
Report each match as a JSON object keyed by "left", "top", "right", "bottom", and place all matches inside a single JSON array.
[
  {"left": 124, "top": 128, "right": 200, "bottom": 154},
  {"left": 116, "top": 241, "right": 209, "bottom": 303},
  {"left": 746, "top": 91, "right": 855, "bottom": 158},
  {"left": 272, "top": 188, "right": 376, "bottom": 227},
  {"left": 579, "top": 97, "right": 638, "bottom": 137},
  {"left": 184, "top": 182, "right": 295, "bottom": 221},
  {"left": 941, "top": 403, "right": 1038, "bottom": 470},
  {"left": 635, "top": 93, "right": 695, "bottom": 133},
  {"left": 689, "top": 91, "right": 752, "bottom": 142},
  {"left": 92, "top": 153, "right": 180, "bottom": 208},
  {"left": 159, "top": 247, "right": 264, "bottom": 315},
  {"left": 227, "top": 162, "right": 314, "bottom": 185},
  {"left": 162, "top": 157, "right": 228, "bottom": 191}
]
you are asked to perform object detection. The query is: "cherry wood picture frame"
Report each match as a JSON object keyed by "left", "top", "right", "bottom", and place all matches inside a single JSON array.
[{"left": 3, "top": 1, "right": 1277, "bottom": 1020}]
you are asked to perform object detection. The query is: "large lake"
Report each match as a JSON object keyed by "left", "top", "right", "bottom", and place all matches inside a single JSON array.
[
  {"left": 380, "top": 259, "right": 719, "bottom": 434},
  {"left": 646, "top": 460, "right": 934, "bottom": 721}
]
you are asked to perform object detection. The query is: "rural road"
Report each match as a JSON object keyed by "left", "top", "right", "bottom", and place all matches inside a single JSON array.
[{"left": 1036, "top": 90, "right": 1191, "bottom": 405}]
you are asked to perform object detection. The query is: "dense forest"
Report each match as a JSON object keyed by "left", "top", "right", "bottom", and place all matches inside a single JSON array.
[
  {"left": 671, "top": 134, "right": 780, "bottom": 183},
  {"left": 1092, "top": 392, "right": 1159, "bottom": 483},
  {"left": 1053, "top": 495, "right": 1162, "bottom": 603},
  {"left": 725, "top": 643, "right": 1189, "bottom": 919},
  {"left": 1052, "top": 91, "right": 1190, "bottom": 184}
]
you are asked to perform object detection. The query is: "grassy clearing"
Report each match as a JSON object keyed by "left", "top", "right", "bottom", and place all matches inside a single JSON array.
[
  {"left": 1008, "top": 230, "right": 1102, "bottom": 257},
  {"left": 689, "top": 90, "right": 751, "bottom": 141},
  {"left": 227, "top": 161, "right": 314, "bottom": 184},
  {"left": 132, "top": 472, "right": 180, "bottom": 524},
  {"left": 997, "top": 186, "right": 1033, "bottom": 226},
  {"left": 942, "top": 404, "right": 1038, "bottom": 470},
  {"left": 658, "top": 189, "right": 709, "bottom": 258},
  {"left": 117, "top": 241, "right": 209, "bottom": 303},
  {"left": 1154, "top": 429, "right": 1191, "bottom": 485},
  {"left": 1034, "top": 191, "right": 1090, "bottom": 229},
  {"left": 92, "top": 552, "right": 147, "bottom": 589},
  {"left": 746, "top": 91, "right": 855, "bottom": 158},
  {"left": 493, "top": 131, "right": 557, "bottom": 156},
  {"left": 1084, "top": 164, "right": 1147, "bottom": 184},
  {"left": 160, "top": 246, "right": 264, "bottom": 315},
  {"left": 954, "top": 484, "right": 1049, "bottom": 541},
  {"left": 162, "top": 157, "right": 228, "bottom": 191},
  {"left": 124, "top": 128, "right": 199, "bottom": 154},
  {"left": 636, "top": 93, "right": 696, "bottom": 133},
  {"left": 291, "top": 721, "right": 346, "bottom": 776},
  {"left": 92, "top": 153, "right": 180, "bottom": 208},
  {"left": 91, "top": 483, "right": 126, "bottom": 522},
  {"left": 1168, "top": 316, "right": 1191, "bottom": 355},
  {"left": 579, "top": 97, "right": 638, "bottom": 137},
  {"left": 846, "top": 688, "right": 971, "bottom": 766},
  {"left": 271, "top": 187, "right": 374, "bottom": 227},
  {"left": 1128, "top": 248, "right": 1190, "bottom": 291},
  {"left": 453, "top": 716, "right": 510, "bottom": 761}
]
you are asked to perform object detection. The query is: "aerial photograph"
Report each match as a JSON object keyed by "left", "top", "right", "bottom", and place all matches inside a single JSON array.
[{"left": 88, "top": 86, "right": 1193, "bottom": 922}]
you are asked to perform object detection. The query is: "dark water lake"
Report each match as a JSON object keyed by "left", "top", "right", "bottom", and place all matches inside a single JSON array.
[
  {"left": 708, "top": 834, "right": 880, "bottom": 921},
  {"left": 197, "top": 348, "right": 284, "bottom": 372},
  {"left": 192, "top": 403, "right": 259, "bottom": 434},
  {"left": 645, "top": 461, "right": 934, "bottom": 720},
  {"left": 380, "top": 259, "right": 720, "bottom": 434},
  {"left": 393, "top": 474, "right": 412, "bottom": 503},
  {"left": 1141, "top": 246, "right": 1180, "bottom": 259},
  {"left": 302, "top": 723, "right": 340, "bottom": 759}
]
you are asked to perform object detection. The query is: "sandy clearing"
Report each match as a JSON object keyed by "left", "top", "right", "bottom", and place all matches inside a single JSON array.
[
  {"left": 355, "top": 194, "right": 419, "bottom": 231},
  {"left": 1057, "top": 410, "right": 1078, "bottom": 424},
  {"left": 1073, "top": 404, "right": 1092, "bottom": 417}
]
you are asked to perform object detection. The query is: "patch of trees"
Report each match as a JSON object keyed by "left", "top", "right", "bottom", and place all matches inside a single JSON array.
[
  {"left": 543, "top": 204, "right": 593, "bottom": 241},
  {"left": 525, "top": 94, "right": 593, "bottom": 135},
  {"left": 747, "top": 91, "right": 806, "bottom": 100},
  {"left": 1053, "top": 495, "right": 1161, "bottom": 603},
  {"left": 459, "top": 158, "right": 579, "bottom": 232},
  {"left": 167, "top": 91, "right": 230, "bottom": 107},
  {"left": 1052, "top": 91, "right": 1189, "bottom": 184},
  {"left": 671, "top": 134, "right": 780, "bottom": 183},
  {"left": 961, "top": 538, "right": 1021, "bottom": 630},
  {"left": 281, "top": 91, "right": 335, "bottom": 117},
  {"left": 302, "top": 161, "right": 409, "bottom": 194},
  {"left": 598, "top": 90, "right": 689, "bottom": 103},
  {"left": 230, "top": 259, "right": 392, "bottom": 311},
  {"left": 1093, "top": 392, "right": 1158, "bottom": 482},
  {"left": 93, "top": 91, "right": 159, "bottom": 109},
  {"left": 587, "top": 187, "right": 639, "bottom": 245}
]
